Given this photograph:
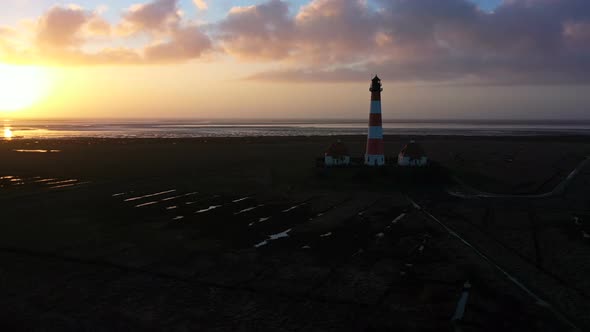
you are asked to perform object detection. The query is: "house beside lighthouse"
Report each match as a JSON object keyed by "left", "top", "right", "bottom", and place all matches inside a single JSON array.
[
  {"left": 324, "top": 140, "right": 350, "bottom": 167},
  {"left": 398, "top": 140, "right": 428, "bottom": 167},
  {"left": 365, "top": 76, "right": 385, "bottom": 166}
]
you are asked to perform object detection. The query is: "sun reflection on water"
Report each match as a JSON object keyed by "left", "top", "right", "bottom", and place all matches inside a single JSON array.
[{"left": 3, "top": 126, "right": 13, "bottom": 139}]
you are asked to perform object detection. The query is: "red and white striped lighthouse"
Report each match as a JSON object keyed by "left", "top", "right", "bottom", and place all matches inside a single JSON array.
[{"left": 365, "top": 75, "right": 385, "bottom": 166}]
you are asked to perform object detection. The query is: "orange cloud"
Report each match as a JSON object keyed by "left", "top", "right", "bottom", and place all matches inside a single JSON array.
[
  {"left": 193, "top": 0, "right": 208, "bottom": 11},
  {"left": 1, "top": 0, "right": 590, "bottom": 85},
  {"left": 0, "top": 0, "right": 212, "bottom": 65},
  {"left": 36, "top": 6, "right": 89, "bottom": 48}
]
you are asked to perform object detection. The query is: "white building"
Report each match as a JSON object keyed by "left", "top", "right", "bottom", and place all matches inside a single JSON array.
[
  {"left": 325, "top": 141, "right": 351, "bottom": 167},
  {"left": 398, "top": 140, "right": 428, "bottom": 167}
]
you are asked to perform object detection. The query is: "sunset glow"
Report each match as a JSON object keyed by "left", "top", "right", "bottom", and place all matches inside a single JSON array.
[
  {"left": 0, "top": 64, "right": 51, "bottom": 112},
  {"left": 1, "top": 2, "right": 590, "bottom": 329},
  {"left": 0, "top": 0, "right": 588, "bottom": 119}
]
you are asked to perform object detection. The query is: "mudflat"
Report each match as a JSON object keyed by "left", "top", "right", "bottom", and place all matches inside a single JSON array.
[{"left": 1, "top": 136, "right": 589, "bottom": 331}]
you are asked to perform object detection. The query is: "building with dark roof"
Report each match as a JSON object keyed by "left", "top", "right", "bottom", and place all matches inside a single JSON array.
[
  {"left": 325, "top": 140, "right": 350, "bottom": 167},
  {"left": 398, "top": 140, "right": 428, "bottom": 167}
]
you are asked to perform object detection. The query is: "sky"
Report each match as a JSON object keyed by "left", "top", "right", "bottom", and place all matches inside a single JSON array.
[{"left": 0, "top": 0, "right": 589, "bottom": 119}]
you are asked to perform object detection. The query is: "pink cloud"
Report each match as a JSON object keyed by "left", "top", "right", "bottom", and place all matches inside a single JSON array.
[
  {"left": 219, "top": 0, "right": 590, "bottom": 84},
  {"left": 36, "top": 6, "right": 89, "bottom": 48},
  {"left": 120, "top": 0, "right": 181, "bottom": 35},
  {"left": 2, "top": 0, "right": 590, "bottom": 85},
  {"left": 0, "top": 0, "right": 212, "bottom": 65},
  {"left": 219, "top": 0, "right": 294, "bottom": 60},
  {"left": 144, "top": 25, "right": 211, "bottom": 61}
]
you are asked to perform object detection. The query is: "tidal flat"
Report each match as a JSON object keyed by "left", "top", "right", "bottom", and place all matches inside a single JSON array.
[{"left": 0, "top": 136, "right": 589, "bottom": 331}]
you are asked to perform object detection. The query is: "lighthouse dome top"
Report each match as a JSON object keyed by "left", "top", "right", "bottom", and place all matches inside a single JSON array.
[{"left": 370, "top": 75, "right": 383, "bottom": 92}]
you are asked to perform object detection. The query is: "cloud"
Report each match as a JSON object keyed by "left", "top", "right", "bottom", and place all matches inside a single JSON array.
[
  {"left": 1, "top": 0, "right": 590, "bottom": 85},
  {"left": 85, "top": 15, "right": 111, "bottom": 36},
  {"left": 220, "top": 0, "right": 590, "bottom": 84},
  {"left": 119, "top": 0, "right": 181, "bottom": 35},
  {"left": 218, "top": 0, "right": 294, "bottom": 59},
  {"left": 0, "top": 0, "right": 212, "bottom": 65},
  {"left": 36, "top": 5, "right": 90, "bottom": 48},
  {"left": 144, "top": 25, "right": 211, "bottom": 61},
  {"left": 218, "top": 0, "right": 379, "bottom": 63},
  {"left": 193, "top": 0, "right": 208, "bottom": 11}
]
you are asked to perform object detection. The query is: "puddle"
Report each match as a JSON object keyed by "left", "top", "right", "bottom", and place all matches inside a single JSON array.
[
  {"left": 135, "top": 201, "right": 158, "bottom": 208},
  {"left": 13, "top": 149, "right": 61, "bottom": 153},
  {"left": 33, "top": 178, "right": 58, "bottom": 183},
  {"left": 248, "top": 217, "right": 270, "bottom": 227},
  {"left": 254, "top": 228, "right": 292, "bottom": 248},
  {"left": 127, "top": 191, "right": 197, "bottom": 208},
  {"left": 124, "top": 190, "right": 176, "bottom": 202},
  {"left": 282, "top": 203, "right": 305, "bottom": 213},
  {"left": 451, "top": 281, "right": 472, "bottom": 321},
  {"left": 50, "top": 181, "right": 88, "bottom": 189},
  {"left": 196, "top": 205, "right": 222, "bottom": 213},
  {"left": 234, "top": 204, "right": 264, "bottom": 215},
  {"left": 392, "top": 213, "right": 406, "bottom": 224},
  {"left": 161, "top": 192, "right": 198, "bottom": 201},
  {"left": 0, "top": 176, "right": 84, "bottom": 190},
  {"left": 308, "top": 212, "right": 325, "bottom": 221},
  {"left": 46, "top": 179, "right": 78, "bottom": 186},
  {"left": 320, "top": 232, "right": 332, "bottom": 238}
]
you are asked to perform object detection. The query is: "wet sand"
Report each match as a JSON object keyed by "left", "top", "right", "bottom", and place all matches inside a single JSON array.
[{"left": 1, "top": 136, "right": 589, "bottom": 331}]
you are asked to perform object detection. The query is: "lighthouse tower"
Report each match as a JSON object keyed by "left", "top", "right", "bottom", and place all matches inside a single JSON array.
[{"left": 365, "top": 75, "right": 385, "bottom": 166}]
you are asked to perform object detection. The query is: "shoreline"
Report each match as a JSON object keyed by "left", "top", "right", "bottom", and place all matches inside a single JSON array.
[{"left": 3, "top": 133, "right": 590, "bottom": 141}]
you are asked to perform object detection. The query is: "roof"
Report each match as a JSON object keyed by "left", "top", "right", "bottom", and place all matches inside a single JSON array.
[
  {"left": 372, "top": 75, "right": 380, "bottom": 81},
  {"left": 399, "top": 141, "right": 426, "bottom": 158},
  {"left": 325, "top": 141, "right": 349, "bottom": 157}
]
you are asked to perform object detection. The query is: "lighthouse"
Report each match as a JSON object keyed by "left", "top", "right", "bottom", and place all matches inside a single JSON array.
[{"left": 365, "top": 75, "right": 385, "bottom": 166}]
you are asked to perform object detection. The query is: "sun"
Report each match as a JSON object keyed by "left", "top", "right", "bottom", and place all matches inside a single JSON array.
[{"left": 0, "top": 64, "right": 50, "bottom": 112}]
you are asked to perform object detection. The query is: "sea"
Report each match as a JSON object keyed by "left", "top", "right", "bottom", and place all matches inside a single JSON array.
[{"left": 3, "top": 119, "right": 590, "bottom": 139}]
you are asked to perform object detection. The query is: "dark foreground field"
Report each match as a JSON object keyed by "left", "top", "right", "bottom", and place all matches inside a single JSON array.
[{"left": 1, "top": 136, "right": 589, "bottom": 331}]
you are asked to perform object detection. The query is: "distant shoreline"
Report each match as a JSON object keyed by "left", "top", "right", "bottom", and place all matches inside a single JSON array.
[
  {"left": 4, "top": 134, "right": 590, "bottom": 142},
  {"left": 4, "top": 118, "right": 590, "bottom": 139}
]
